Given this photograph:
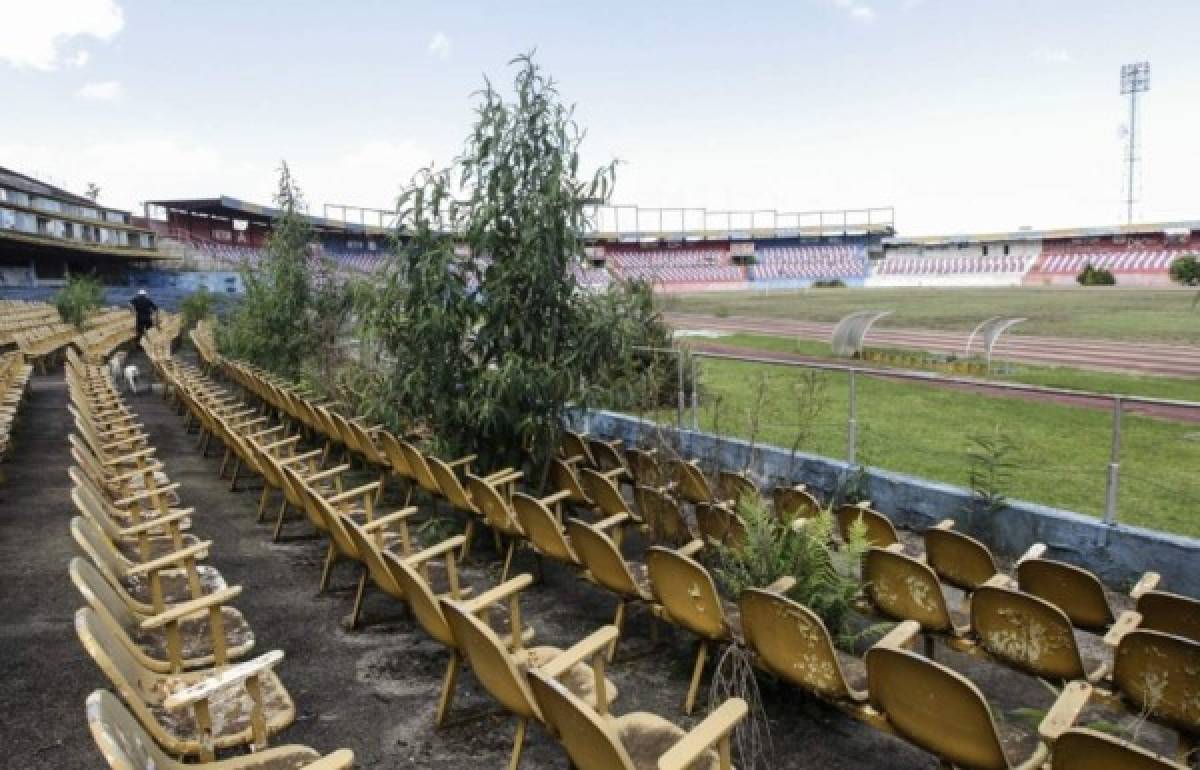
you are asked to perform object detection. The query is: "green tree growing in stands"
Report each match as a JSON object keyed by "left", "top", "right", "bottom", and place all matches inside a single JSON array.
[
  {"left": 1169, "top": 254, "right": 1200, "bottom": 286},
  {"left": 179, "top": 287, "right": 215, "bottom": 329},
  {"left": 54, "top": 273, "right": 104, "bottom": 329},
  {"left": 362, "top": 53, "right": 655, "bottom": 479},
  {"left": 217, "top": 162, "right": 317, "bottom": 380}
]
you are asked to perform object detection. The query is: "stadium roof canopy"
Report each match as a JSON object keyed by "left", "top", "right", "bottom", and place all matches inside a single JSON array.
[
  {"left": 145, "top": 195, "right": 392, "bottom": 236},
  {"left": 884, "top": 219, "right": 1200, "bottom": 247}
]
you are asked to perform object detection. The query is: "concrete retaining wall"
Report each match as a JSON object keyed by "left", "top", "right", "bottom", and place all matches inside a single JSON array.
[{"left": 582, "top": 409, "right": 1200, "bottom": 596}]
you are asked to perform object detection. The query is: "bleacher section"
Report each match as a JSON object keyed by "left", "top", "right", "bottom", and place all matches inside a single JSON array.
[
  {"left": 573, "top": 265, "right": 611, "bottom": 290},
  {"left": 606, "top": 244, "right": 748, "bottom": 292},
  {"left": 749, "top": 241, "right": 868, "bottom": 287},
  {"left": 867, "top": 239, "right": 1041, "bottom": 288},
  {"left": 1027, "top": 235, "right": 1193, "bottom": 286}
]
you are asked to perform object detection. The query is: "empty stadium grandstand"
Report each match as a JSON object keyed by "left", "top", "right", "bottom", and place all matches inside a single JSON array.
[{"left": 749, "top": 240, "right": 868, "bottom": 286}]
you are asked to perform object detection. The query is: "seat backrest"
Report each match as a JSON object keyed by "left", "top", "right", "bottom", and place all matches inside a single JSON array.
[
  {"left": 70, "top": 557, "right": 142, "bottom": 632},
  {"left": 970, "top": 585, "right": 1086, "bottom": 682},
  {"left": 341, "top": 515, "right": 403, "bottom": 597},
  {"left": 625, "top": 448, "right": 665, "bottom": 488},
  {"left": 866, "top": 644, "right": 1009, "bottom": 770},
  {"left": 398, "top": 439, "right": 441, "bottom": 496},
  {"left": 427, "top": 457, "right": 475, "bottom": 513},
  {"left": 383, "top": 550, "right": 455, "bottom": 647},
  {"left": 835, "top": 504, "right": 899, "bottom": 548},
  {"left": 343, "top": 419, "right": 384, "bottom": 465},
  {"left": 71, "top": 516, "right": 132, "bottom": 576},
  {"left": 924, "top": 528, "right": 998, "bottom": 592},
  {"left": 579, "top": 469, "right": 629, "bottom": 518},
  {"left": 566, "top": 518, "right": 638, "bottom": 597},
  {"left": 75, "top": 608, "right": 155, "bottom": 719},
  {"left": 1051, "top": 728, "right": 1183, "bottom": 770},
  {"left": 645, "top": 547, "right": 730, "bottom": 640},
  {"left": 377, "top": 431, "right": 414, "bottom": 481},
  {"left": 739, "top": 588, "right": 856, "bottom": 700},
  {"left": 772, "top": 485, "right": 820, "bottom": 522},
  {"left": 717, "top": 470, "right": 756, "bottom": 505},
  {"left": 634, "top": 485, "right": 691, "bottom": 546},
  {"left": 526, "top": 670, "right": 634, "bottom": 770},
  {"left": 87, "top": 689, "right": 178, "bottom": 770},
  {"left": 695, "top": 503, "right": 746, "bottom": 547},
  {"left": 1112, "top": 629, "right": 1200, "bottom": 734},
  {"left": 560, "top": 431, "right": 593, "bottom": 466},
  {"left": 863, "top": 547, "right": 955, "bottom": 632},
  {"left": 1016, "top": 558, "right": 1114, "bottom": 632},
  {"left": 281, "top": 467, "right": 331, "bottom": 534},
  {"left": 513, "top": 494, "right": 577, "bottom": 565},
  {"left": 587, "top": 439, "right": 625, "bottom": 475},
  {"left": 439, "top": 598, "right": 540, "bottom": 720},
  {"left": 549, "top": 459, "right": 589, "bottom": 504},
  {"left": 466, "top": 474, "right": 521, "bottom": 536},
  {"left": 670, "top": 460, "right": 715, "bottom": 505},
  {"left": 1136, "top": 590, "right": 1200, "bottom": 644}
]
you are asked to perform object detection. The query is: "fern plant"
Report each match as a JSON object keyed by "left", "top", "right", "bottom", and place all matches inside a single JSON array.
[{"left": 711, "top": 495, "right": 867, "bottom": 636}]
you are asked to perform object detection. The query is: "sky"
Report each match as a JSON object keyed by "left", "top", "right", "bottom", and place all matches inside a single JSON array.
[{"left": 2, "top": 0, "right": 1199, "bottom": 236}]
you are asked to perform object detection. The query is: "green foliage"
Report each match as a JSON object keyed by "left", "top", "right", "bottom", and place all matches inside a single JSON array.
[
  {"left": 54, "top": 273, "right": 104, "bottom": 329},
  {"left": 217, "top": 163, "right": 351, "bottom": 382},
  {"left": 359, "top": 54, "right": 656, "bottom": 477},
  {"left": 179, "top": 287, "right": 215, "bottom": 329},
  {"left": 1169, "top": 254, "right": 1200, "bottom": 287},
  {"left": 1076, "top": 263, "right": 1116, "bottom": 286},
  {"left": 812, "top": 279, "right": 846, "bottom": 288},
  {"left": 966, "top": 425, "right": 1017, "bottom": 515},
  {"left": 711, "top": 495, "right": 867, "bottom": 636}
]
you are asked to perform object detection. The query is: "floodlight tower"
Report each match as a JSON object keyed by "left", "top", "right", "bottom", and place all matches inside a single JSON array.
[{"left": 1120, "top": 61, "right": 1150, "bottom": 225}]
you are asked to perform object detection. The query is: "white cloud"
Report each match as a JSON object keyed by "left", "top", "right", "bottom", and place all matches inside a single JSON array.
[
  {"left": 831, "top": 0, "right": 876, "bottom": 23},
  {"left": 428, "top": 31, "right": 451, "bottom": 60},
  {"left": 71, "top": 50, "right": 91, "bottom": 68},
  {"left": 0, "top": 0, "right": 124, "bottom": 71},
  {"left": 78, "top": 80, "right": 123, "bottom": 100},
  {"left": 1033, "top": 47, "right": 1071, "bottom": 64}
]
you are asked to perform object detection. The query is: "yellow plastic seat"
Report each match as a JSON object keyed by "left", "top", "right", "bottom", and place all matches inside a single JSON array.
[
  {"left": 634, "top": 485, "right": 695, "bottom": 547},
  {"left": 923, "top": 519, "right": 1001, "bottom": 594},
  {"left": 566, "top": 516, "right": 653, "bottom": 660},
  {"left": 1050, "top": 728, "right": 1186, "bottom": 770},
  {"left": 771, "top": 484, "right": 820, "bottom": 523},
  {"left": 527, "top": 668, "right": 747, "bottom": 770},
  {"left": 835, "top": 502, "right": 899, "bottom": 548}
]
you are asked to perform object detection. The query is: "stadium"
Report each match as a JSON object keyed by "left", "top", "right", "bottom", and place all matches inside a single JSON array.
[{"left": 3, "top": 4, "right": 1200, "bottom": 770}]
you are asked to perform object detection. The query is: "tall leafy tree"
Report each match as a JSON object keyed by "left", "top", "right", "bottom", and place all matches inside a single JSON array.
[
  {"left": 366, "top": 54, "right": 656, "bottom": 478},
  {"left": 218, "top": 162, "right": 316, "bottom": 379}
]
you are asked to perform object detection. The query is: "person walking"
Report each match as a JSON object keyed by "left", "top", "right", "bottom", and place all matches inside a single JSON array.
[{"left": 129, "top": 288, "right": 158, "bottom": 343}]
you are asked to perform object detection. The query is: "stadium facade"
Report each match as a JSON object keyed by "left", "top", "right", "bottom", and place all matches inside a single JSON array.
[{"left": 1, "top": 166, "right": 1195, "bottom": 300}]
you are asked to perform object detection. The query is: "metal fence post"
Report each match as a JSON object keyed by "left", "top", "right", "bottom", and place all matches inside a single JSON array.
[
  {"left": 1103, "top": 395, "right": 1123, "bottom": 526},
  {"left": 676, "top": 350, "right": 685, "bottom": 433},
  {"left": 847, "top": 369, "right": 858, "bottom": 464},
  {"left": 690, "top": 354, "right": 699, "bottom": 431}
]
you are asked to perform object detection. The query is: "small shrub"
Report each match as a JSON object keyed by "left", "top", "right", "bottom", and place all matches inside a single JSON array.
[
  {"left": 180, "top": 287, "right": 215, "bottom": 329},
  {"left": 711, "top": 495, "right": 867, "bottom": 637},
  {"left": 54, "top": 274, "right": 104, "bottom": 329},
  {"left": 1169, "top": 254, "right": 1200, "bottom": 287},
  {"left": 714, "top": 305, "right": 731, "bottom": 318},
  {"left": 1076, "top": 263, "right": 1116, "bottom": 286},
  {"left": 812, "top": 279, "right": 846, "bottom": 289},
  {"left": 966, "top": 426, "right": 1017, "bottom": 516}
]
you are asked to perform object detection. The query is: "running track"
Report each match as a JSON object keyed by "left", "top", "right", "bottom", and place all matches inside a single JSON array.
[{"left": 665, "top": 313, "right": 1200, "bottom": 379}]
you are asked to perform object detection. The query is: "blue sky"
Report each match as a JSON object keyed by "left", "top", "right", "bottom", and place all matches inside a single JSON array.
[{"left": 3, "top": 0, "right": 1199, "bottom": 234}]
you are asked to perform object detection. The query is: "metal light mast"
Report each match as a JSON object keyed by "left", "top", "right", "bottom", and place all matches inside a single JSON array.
[{"left": 1120, "top": 61, "right": 1150, "bottom": 225}]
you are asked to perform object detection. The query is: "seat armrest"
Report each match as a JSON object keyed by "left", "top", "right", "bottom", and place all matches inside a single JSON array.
[
  {"left": 1129, "top": 571, "right": 1161, "bottom": 599},
  {"left": 540, "top": 625, "right": 619, "bottom": 679},
  {"left": 326, "top": 481, "right": 382, "bottom": 506},
  {"left": 102, "top": 447, "right": 157, "bottom": 465},
  {"left": 108, "top": 461, "right": 165, "bottom": 482},
  {"left": 141, "top": 586, "right": 243, "bottom": 630},
  {"left": 874, "top": 620, "right": 922, "bottom": 652},
  {"left": 126, "top": 540, "right": 212, "bottom": 576},
  {"left": 163, "top": 650, "right": 285, "bottom": 710},
  {"left": 677, "top": 539, "right": 705, "bottom": 558},
  {"left": 263, "top": 435, "right": 302, "bottom": 452},
  {"left": 361, "top": 506, "right": 419, "bottom": 532},
  {"left": 594, "top": 513, "right": 630, "bottom": 532},
  {"left": 539, "top": 490, "right": 572, "bottom": 507},
  {"left": 278, "top": 448, "right": 323, "bottom": 466},
  {"left": 765, "top": 576, "right": 797, "bottom": 594},
  {"left": 405, "top": 535, "right": 468, "bottom": 567},
  {"left": 305, "top": 464, "right": 351, "bottom": 483},
  {"left": 659, "top": 698, "right": 749, "bottom": 770},
  {"left": 1016, "top": 543, "right": 1047, "bottom": 565},
  {"left": 119, "top": 509, "right": 190, "bottom": 536},
  {"left": 1103, "top": 610, "right": 1143, "bottom": 648},
  {"left": 1038, "top": 681, "right": 1093, "bottom": 742},
  {"left": 115, "top": 482, "right": 181, "bottom": 507},
  {"left": 249, "top": 425, "right": 286, "bottom": 441},
  {"left": 300, "top": 749, "right": 355, "bottom": 770},
  {"left": 445, "top": 453, "right": 478, "bottom": 469},
  {"left": 482, "top": 467, "right": 517, "bottom": 482},
  {"left": 933, "top": 518, "right": 956, "bottom": 531},
  {"left": 463, "top": 573, "right": 535, "bottom": 615}
]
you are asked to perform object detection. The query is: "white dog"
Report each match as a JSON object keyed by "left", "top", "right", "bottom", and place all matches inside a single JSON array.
[
  {"left": 108, "top": 351, "right": 128, "bottom": 384},
  {"left": 124, "top": 364, "right": 141, "bottom": 394}
]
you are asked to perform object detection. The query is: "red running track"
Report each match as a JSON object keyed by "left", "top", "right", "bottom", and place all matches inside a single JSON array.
[{"left": 665, "top": 313, "right": 1200, "bottom": 379}]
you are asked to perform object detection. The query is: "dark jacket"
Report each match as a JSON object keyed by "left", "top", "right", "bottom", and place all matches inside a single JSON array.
[{"left": 130, "top": 295, "right": 157, "bottom": 322}]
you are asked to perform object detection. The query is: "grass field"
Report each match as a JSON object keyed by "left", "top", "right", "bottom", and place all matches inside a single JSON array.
[
  {"left": 660, "top": 287, "right": 1200, "bottom": 344},
  {"left": 649, "top": 356, "right": 1200, "bottom": 538},
  {"left": 699, "top": 333, "right": 1200, "bottom": 401}
]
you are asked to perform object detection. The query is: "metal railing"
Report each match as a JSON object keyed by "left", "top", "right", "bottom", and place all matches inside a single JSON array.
[{"left": 637, "top": 346, "right": 1200, "bottom": 527}]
